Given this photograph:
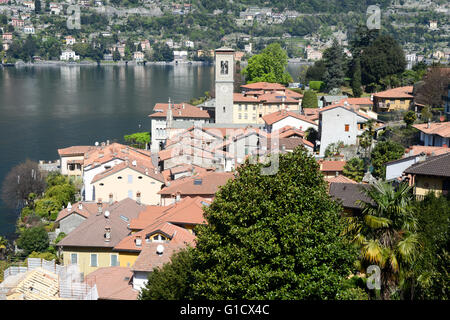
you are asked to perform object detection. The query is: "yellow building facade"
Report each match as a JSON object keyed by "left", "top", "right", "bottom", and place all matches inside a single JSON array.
[{"left": 62, "top": 247, "right": 120, "bottom": 276}]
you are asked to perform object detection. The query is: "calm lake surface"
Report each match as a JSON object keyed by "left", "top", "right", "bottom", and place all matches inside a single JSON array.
[{"left": 0, "top": 63, "right": 305, "bottom": 237}]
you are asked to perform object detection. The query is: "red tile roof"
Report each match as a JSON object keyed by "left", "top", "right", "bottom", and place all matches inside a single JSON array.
[
  {"left": 262, "top": 110, "right": 317, "bottom": 126},
  {"left": 82, "top": 143, "right": 154, "bottom": 170},
  {"left": 335, "top": 97, "right": 373, "bottom": 106},
  {"left": 325, "top": 175, "right": 357, "bottom": 184},
  {"left": 85, "top": 267, "right": 138, "bottom": 300},
  {"left": 413, "top": 122, "right": 450, "bottom": 139},
  {"left": 58, "top": 146, "right": 93, "bottom": 156},
  {"left": 158, "top": 172, "right": 234, "bottom": 196},
  {"left": 56, "top": 201, "right": 98, "bottom": 222},
  {"left": 405, "top": 145, "right": 450, "bottom": 156},
  {"left": 319, "top": 160, "right": 347, "bottom": 172},
  {"left": 56, "top": 198, "right": 145, "bottom": 248},
  {"left": 131, "top": 242, "right": 188, "bottom": 273},
  {"left": 241, "top": 82, "right": 286, "bottom": 91},
  {"left": 149, "top": 103, "right": 210, "bottom": 119},
  {"left": 91, "top": 160, "right": 164, "bottom": 184},
  {"left": 373, "top": 86, "right": 414, "bottom": 99}
]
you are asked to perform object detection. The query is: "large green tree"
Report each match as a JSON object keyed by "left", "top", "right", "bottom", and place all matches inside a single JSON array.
[
  {"left": 343, "top": 158, "right": 365, "bottom": 183},
  {"left": 351, "top": 57, "right": 363, "bottom": 98},
  {"left": 301, "top": 89, "right": 318, "bottom": 108},
  {"left": 408, "top": 194, "right": 449, "bottom": 300},
  {"left": 17, "top": 225, "right": 49, "bottom": 256},
  {"left": 190, "top": 147, "right": 359, "bottom": 299},
  {"left": 370, "top": 140, "right": 405, "bottom": 179},
  {"left": 322, "top": 39, "right": 347, "bottom": 93},
  {"left": 242, "top": 42, "right": 293, "bottom": 85},
  {"left": 360, "top": 35, "right": 406, "bottom": 87}
]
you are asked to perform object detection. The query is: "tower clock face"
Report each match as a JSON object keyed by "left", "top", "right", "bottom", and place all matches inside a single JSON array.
[{"left": 221, "top": 85, "right": 229, "bottom": 93}]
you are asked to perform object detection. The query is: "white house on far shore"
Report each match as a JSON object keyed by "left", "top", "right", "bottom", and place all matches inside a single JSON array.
[{"left": 60, "top": 50, "right": 80, "bottom": 61}]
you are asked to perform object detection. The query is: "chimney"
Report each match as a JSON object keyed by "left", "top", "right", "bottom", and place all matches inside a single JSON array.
[
  {"left": 78, "top": 203, "right": 83, "bottom": 210},
  {"left": 97, "top": 199, "right": 103, "bottom": 215},
  {"left": 132, "top": 160, "right": 137, "bottom": 166},
  {"left": 109, "top": 193, "right": 113, "bottom": 205},
  {"left": 135, "top": 235, "right": 142, "bottom": 247},
  {"left": 136, "top": 191, "right": 141, "bottom": 205},
  {"left": 175, "top": 192, "right": 181, "bottom": 203},
  {"left": 67, "top": 202, "right": 72, "bottom": 211},
  {"left": 427, "top": 121, "right": 431, "bottom": 129},
  {"left": 104, "top": 226, "right": 111, "bottom": 242}
]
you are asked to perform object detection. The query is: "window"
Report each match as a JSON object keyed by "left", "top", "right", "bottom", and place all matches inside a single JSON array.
[
  {"left": 244, "top": 113, "right": 248, "bottom": 119},
  {"left": 345, "top": 124, "right": 350, "bottom": 132},
  {"left": 253, "top": 105, "right": 256, "bottom": 111},
  {"left": 117, "top": 176, "right": 122, "bottom": 180},
  {"left": 238, "top": 113, "right": 242, "bottom": 120},
  {"left": 128, "top": 175, "right": 133, "bottom": 184},
  {"left": 128, "top": 190, "right": 133, "bottom": 199},
  {"left": 239, "top": 105, "right": 242, "bottom": 111},
  {"left": 110, "top": 254, "right": 119, "bottom": 267},
  {"left": 71, "top": 253, "right": 77, "bottom": 264},
  {"left": 152, "top": 234, "right": 167, "bottom": 242},
  {"left": 220, "top": 61, "right": 228, "bottom": 75},
  {"left": 99, "top": 183, "right": 104, "bottom": 186},
  {"left": 244, "top": 105, "right": 248, "bottom": 111},
  {"left": 223, "top": 106, "right": 226, "bottom": 113},
  {"left": 90, "top": 254, "right": 98, "bottom": 267}
]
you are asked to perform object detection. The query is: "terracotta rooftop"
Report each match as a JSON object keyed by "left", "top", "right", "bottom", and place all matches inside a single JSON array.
[
  {"left": 131, "top": 242, "right": 188, "bottom": 273},
  {"left": 262, "top": 110, "right": 317, "bottom": 126},
  {"left": 413, "top": 121, "right": 450, "bottom": 139},
  {"left": 149, "top": 103, "right": 210, "bottom": 119},
  {"left": 57, "top": 146, "right": 93, "bottom": 156},
  {"left": 56, "top": 201, "right": 98, "bottom": 222},
  {"left": 128, "top": 196, "right": 209, "bottom": 231},
  {"left": 319, "top": 160, "right": 347, "bottom": 172},
  {"left": 335, "top": 97, "right": 373, "bottom": 106},
  {"left": 57, "top": 198, "right": 145, "bottom": 248},
  {"left": 373, "top": 86, "right": 414, "bottom": 99},
  {"left": 114, "top": 219, "right": 197, "bottom": 253},
  {"left": 325, "top": 175, "right": 358, "bottom": 184},
  {"left": 158, "top": 172, "right": 234, "bottom": 196},
  {"left": 85, "top": 267, "right": 138, "bottom": 300},
  {"left": 80, "top": 142, "right": 154, "bottom": 170},
  {"left": 91, "top": 160, "right": 164, "bottom": 184},
  {"left": 241, "top": 81, "right": 287, "bottom": 91},
  {"left": 405, "top": 145, "right": 450, "bottom": 156}
]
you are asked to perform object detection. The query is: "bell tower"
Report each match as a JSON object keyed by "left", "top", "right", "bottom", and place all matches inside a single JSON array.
[{"left": 215, "top": 47, "right": 235, "bottom": 124}]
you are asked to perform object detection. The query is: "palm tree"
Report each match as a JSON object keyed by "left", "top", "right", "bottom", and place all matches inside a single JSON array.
[{"left": 345, "top": 181, "right": 420, "bottom": 299}]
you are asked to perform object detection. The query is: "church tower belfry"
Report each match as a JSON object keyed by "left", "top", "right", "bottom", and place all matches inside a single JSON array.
[{"left": 215, "top": 48, "right": 235, "bottom": 124}]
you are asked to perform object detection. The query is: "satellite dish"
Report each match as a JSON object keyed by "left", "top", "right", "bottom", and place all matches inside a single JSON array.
[
  {"left": 156, "top": 244, "right": 164, "bottom": 254},
  {"left": 104, "top": 210, "right": 110, "bottom": 218},
  {"left": 95, "top": 141, "right": 99, "bottom": 146}
]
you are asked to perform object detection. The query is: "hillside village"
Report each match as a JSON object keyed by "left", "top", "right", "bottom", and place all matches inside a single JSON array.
[
  {"left": 1, "top": 45, "right": 449, "bottom": 300},
  {"left": 0, "top": 0, "right": 449, "bottom": 65}
]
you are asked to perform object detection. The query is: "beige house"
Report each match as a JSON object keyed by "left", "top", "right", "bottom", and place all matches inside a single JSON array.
[
  {"left": 91, "top": 161, "right": 165, "bottom": 206},
  {"left": 58, "top": 146, "right": 93, "bottom": 178}
]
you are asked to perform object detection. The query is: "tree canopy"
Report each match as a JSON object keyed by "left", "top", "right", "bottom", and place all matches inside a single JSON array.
[
  {"left": 242, "top": 42, "right": 293, "bottom": 86},
  {"left": 190, "top": 147, "right": 358, "bottom": 299}
]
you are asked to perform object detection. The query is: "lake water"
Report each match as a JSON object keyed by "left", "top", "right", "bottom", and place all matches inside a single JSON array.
[{"left": 0, "top": 63, "right": 306, "bottom": 237}]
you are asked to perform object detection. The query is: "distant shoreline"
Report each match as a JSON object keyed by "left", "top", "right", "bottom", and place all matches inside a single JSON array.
[{"left": 2, "top": 60, "right": 214, "bottom": 67}]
